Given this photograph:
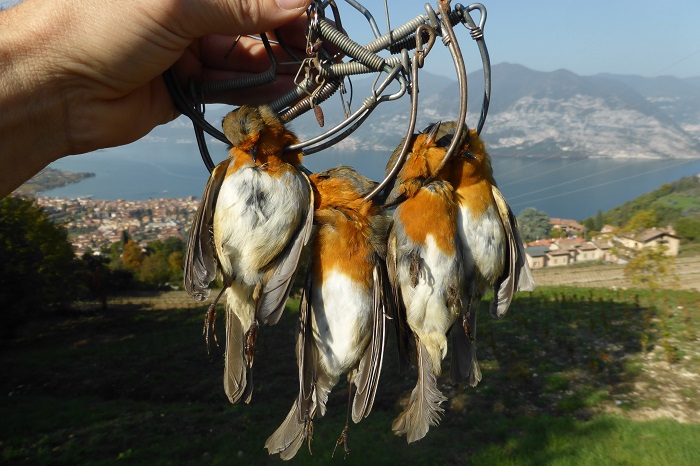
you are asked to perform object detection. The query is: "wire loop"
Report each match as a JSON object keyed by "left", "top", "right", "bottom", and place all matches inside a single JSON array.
[{"left": 163, "top": 1, "right": 493, "bottom": 193}]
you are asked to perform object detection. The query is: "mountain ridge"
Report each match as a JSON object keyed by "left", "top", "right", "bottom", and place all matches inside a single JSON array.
[{"left": 151, "top": 63, "right": 700, "bottom": 159}]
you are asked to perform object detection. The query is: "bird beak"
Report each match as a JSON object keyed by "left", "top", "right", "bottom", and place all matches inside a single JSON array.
[
  {"left": 425, "top": 120, "right": 442, "bottom": 145},
  {"left": 459, "top": 127, "right": 476, "bottom": 159}
]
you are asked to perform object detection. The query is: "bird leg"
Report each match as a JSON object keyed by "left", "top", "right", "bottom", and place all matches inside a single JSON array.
[
  {"left": 244, "top": 319, "right": 259, "bottom": 368},
  {"left": 305, "top": 417, "right": 314, "bottom": 455},
  {"left": 203, "top": 286, "right": 228, "bottom": 353},
  {"left": 333, "top": 379, "right": 355, "bottom": 458},
  {"left": 463, "top": 307, "right": 474, "bottom": 342}
]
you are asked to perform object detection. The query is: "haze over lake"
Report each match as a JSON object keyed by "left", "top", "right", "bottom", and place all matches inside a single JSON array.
[{"left": 45, "top": 140, "right": 700, "bottom": 221}]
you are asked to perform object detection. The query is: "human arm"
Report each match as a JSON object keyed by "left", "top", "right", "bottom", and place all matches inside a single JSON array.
[{"left": 0, "top": 0, "right": 310, "bottom": 197}]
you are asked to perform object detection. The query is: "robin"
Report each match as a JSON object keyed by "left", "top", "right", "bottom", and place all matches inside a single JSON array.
[
  {"left": 428, "top": 121, "right": 535, "bottom": 388},
  {"left": 385, "top": 121, "right": 535, "bottom": 443},
  {"left": 184, "top": 105, "right": 314, "bottom": 405},
  {"left": 384, "top": 122, "right": 464, "bottom": 444},
  {"left": 265, "top": 166, "right": 391, "bottom": 460}
]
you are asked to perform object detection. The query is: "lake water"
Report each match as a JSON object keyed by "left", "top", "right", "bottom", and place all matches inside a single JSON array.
[{"left": 45, "top": 139, "right": 700, "bottom": 220}]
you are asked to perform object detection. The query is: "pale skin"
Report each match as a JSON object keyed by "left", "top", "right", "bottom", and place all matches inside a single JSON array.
[{"left": 0, "top": 0, "right": 312, "bottom": 197}]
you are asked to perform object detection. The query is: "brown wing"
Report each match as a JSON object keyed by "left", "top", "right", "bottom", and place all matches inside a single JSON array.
[
  {"left": 351, "top": 265, "right": 387, "bottom": 422},
  {"left": 184, "top": 158, "right": 231, "bottom": 301},
  {"left": 258, "top": 172, "right": 314, "bottom": 325},
  {"left": 297, "top": 266, "right": 315, "bottom": 415},
  {"left": 490, "top": 186, "right": 536, "bottom": 318},
  {"left": 386, "top": 223, "right": 412, "bottom": 372}
]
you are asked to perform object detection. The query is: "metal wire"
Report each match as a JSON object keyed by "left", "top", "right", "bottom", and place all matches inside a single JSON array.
[{"left": 162, "top": 1, "right": 493, "bottom": 183}]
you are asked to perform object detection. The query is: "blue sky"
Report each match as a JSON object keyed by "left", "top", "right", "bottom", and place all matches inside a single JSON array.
[
  {"left": 341, "top": 0, "right": 700, "bottom": 78},
  {"left": 3, "top": 0, "right": 698, "bottom": 78}
]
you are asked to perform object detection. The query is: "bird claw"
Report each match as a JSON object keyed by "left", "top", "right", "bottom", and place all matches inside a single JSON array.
[
  {"left": 203, "top": 303, "right": 220, "bottom": 354},
  {"left": 305, "top": 419, "right": 314, "bottom": 455},
  {"left": 332, "top": 425, "right": 350, "bottom": 458},
  {"left": 244, "top": 320, "right": 259, "bottom": 368},
  {"left": 463, "top": 311, "right": 473, "bottom": 342}
]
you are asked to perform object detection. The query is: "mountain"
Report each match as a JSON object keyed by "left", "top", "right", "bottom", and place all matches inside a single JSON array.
[
  {"left": 596, "top": 72, "right": 700, "bottom": 140},
  {"left": 482, "top": 64, "right": 700, "bottom": 158},
  {"left": 153, "top": 63, "right": 700, "bottom": 159}
]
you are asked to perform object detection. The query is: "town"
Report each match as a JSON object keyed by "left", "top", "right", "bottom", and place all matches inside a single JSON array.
[
  {"left": 525, "top": 218, "right": 680, "bottom": 269},
  {"left": 35, "top": 196, "right": 199, "bottom": 256},
  {"left": 34, "top": 197, "right": 681, "bottom": 269}
]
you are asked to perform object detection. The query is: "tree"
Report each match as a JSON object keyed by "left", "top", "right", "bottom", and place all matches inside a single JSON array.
[
  {"left": 81, "top": 251, "right": 110, "bottom": 310},
  {"left": 517, "top": 207, "right": 551, "bottom": 242},
  {"left": 624, "top": 246, "right": 677, "bottom": 291},
  {"left": 595, "top": 209, "right": 604, "bottom": 231},
  {"left": 623, "top": 209, "right": 658, "bottom": 232},
  {"left": 0, "top": 196, "right": 80, "bottom": 338},
  {"left": 674, "top": 217, "right": 700, "bottom": 242},
  {"left": 137, "top": 254, "right": 172, "bottom": 288},
  {"left": 122, "top": 239, "right": 144, "bottom": 271}
]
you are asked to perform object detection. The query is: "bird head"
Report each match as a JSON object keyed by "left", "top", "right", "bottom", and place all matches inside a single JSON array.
[
  {"left": 427, "top": 121, "right": 494, "bottom": 182},
  {"left": 222, "top": 105, "right": 301, "bottom": 164},
  {"left": 309, "top": 166, "right": 377, "bottom": 216}
]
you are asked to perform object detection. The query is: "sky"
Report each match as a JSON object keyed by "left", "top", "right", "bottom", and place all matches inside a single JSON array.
[
  {"left": 2, "top": 0, "right": 699, "bottom": 79},
  {"left": 337, "top": 0, "right": 700, "bottom": 79}
]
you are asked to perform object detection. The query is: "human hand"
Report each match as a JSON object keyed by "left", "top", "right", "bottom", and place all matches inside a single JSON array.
[{"left": 0, "top": 0, "right": 311, "bottom": 195}]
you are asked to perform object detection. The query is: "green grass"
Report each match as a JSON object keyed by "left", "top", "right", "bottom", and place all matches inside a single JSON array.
[{"left": 1, "top": 287, "right": 699, "bottom": 465}]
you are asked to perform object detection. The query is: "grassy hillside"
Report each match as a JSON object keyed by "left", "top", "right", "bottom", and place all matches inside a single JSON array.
[
  {"left": 584, "top": 175, "right": 700, "bottom": 228},
  {"left": 1, "top": 287, "right": 699, "bottom": 465}
]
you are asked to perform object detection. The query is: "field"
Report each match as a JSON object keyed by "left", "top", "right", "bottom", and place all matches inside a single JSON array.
[
  {"left": 532, "top": 256, "right": 700, "bottom": 291},
  {"left": 1, "top": 285, "right": 699, "bottom": 465}
]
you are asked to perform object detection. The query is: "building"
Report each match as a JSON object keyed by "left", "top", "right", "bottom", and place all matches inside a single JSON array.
[
  {"left": 550, "top": 218, "right": 585, "bottom": 237},
  {"left": 616, "top": 227, "right": 680, "bottom": 256},
  {"left": 524, "top": 245, "right": 549, "bottom": 269},
  {"left": 523, "top": 227, "right": 679, "bottom": 269}
]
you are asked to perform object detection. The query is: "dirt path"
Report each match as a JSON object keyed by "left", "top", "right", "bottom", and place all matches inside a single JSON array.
[{"left": 532, "top": 255, "right": 700, "bottom": 291}]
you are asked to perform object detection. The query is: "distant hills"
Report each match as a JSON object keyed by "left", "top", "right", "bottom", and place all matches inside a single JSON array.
[
  {"left": 150, "top": 63, "right": 700, "bottom": 160},
  {"left": 582, "top": 175, "right": 700, "bottom": 228},
  {"left": 15, "top": 168, "right": 94, "bottom": 196}
]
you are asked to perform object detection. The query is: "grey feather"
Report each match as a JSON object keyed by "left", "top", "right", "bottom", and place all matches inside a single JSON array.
[
  {"left": 392, "top": 339, "right": 447, "bottom": 443},
  {"left": 264, "top": 402, "right": 309, "bottom": 461},
  {"left": 223, "top": 307, "right": 252, "bottom": 404},
  {"left": 490, "top": 186, "right": 535, "bottom": 318},
  {"left": 258, "top": 174, "right": 314, "bottom": 325},
  {"left": 352, "top": 266, "right": 387, "bottom": 423},
  {"left": 265, "top": 271, "right": 316, "bottom": 461},
  {"left": 463, "top": 298, "right": 482, "bottom": 387},
  {"left": 386, "top": 226, "right": 412, "bottom": 372},
  {"left": 449, "top": 319, "right": 471, "bottom": 384},
  {"left": 184, "top": 159, "right": 230, "bottom": 300}
]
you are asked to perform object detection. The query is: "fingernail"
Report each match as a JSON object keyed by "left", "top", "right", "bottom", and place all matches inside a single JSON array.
[{"left": 276, "top": 0, "right": 309, "bottom": 10}]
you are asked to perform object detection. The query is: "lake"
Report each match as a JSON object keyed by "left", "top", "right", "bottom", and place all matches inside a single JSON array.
[{"left": 45, "top": 139, "right": 700, "bottom": 221}]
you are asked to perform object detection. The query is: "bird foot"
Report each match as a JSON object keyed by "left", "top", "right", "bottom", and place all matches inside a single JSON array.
[
  {"left": 462, "top": 311, "right": 473, "bottom": 341},
  {"left": 305, "top": 419, "right": 314, "bottom": 455},
  {"left": 332, "top": 425, "right": 350, "bottom": 458},
  {"left": 202, "top": 303, "right": 220, "bottom": 353},
  {"left": 244, "top": 320, "right": 259, "bottom": 367}
]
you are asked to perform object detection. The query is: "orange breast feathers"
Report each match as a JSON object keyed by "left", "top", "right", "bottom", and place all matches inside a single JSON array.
[
  {"left": 441, "top": 130, "right": 497, "bottom": 217},
  {"left": 226, "top": 146, "right": 302, "bottom": 178},
  {"left": 396, "top": 184, "right": 458, "bottom": 256},
  {"left": 311, "top": 178, "right": 376, "bottom": 287}
]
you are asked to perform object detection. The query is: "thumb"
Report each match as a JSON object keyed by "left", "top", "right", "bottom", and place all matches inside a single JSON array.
[{"left": 177, "top": 0, "right": 311, "bottom": 38}]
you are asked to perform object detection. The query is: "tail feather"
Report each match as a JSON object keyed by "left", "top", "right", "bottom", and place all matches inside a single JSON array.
[
  {"left": 223, "top": 308, "right": 251, "bottom": 403},
  {"left": 449, "top": 320, "right": 471, "bottom": 384},
  {"left": 351, "top": 266, "right": 387, "bottom": 423},
  {"left": 392, "top": 340, "right": 447, "bottom": 443},
  {"left": 223, "top": 286, "right": 257, "bottom": 404},
  {"left": 265, "top": 402, "right": 308, "bottom": 461}
]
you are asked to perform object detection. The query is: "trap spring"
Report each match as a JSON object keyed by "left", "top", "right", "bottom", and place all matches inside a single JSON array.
[{"left": 163, "top": 0, "right": 491, "bottom": 197}]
